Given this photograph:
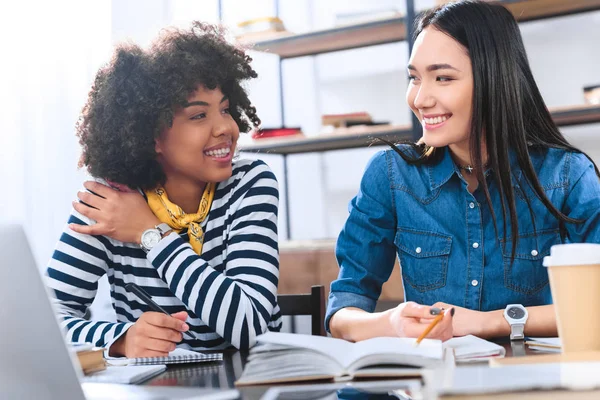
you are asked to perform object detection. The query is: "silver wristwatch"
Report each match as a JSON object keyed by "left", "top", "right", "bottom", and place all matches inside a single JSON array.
[
  {"left": 503, "top": 304, "right": 528, "bottom": 340},
  {"left": 140, "top": 223, "right": 172, "bottom": 253}
]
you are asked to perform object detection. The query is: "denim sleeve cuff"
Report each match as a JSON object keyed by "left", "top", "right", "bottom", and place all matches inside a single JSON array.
[{"left": 325, "top": 291, "right": 377, "bottom": 334}]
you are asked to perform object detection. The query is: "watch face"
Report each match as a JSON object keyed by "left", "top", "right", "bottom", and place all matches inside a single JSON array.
[
  {"left": 508, "top": 306, "right": 525, "bottom": 320},
  {"left": 142, "top": 230, "right": 160, "bottom": 249}
]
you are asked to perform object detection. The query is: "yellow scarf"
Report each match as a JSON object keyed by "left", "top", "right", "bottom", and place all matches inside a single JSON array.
[{"left": 145, "top": 183, "right": 216, "bottom": 255}]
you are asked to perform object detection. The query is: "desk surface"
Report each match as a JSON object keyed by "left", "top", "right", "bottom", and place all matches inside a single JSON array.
[{"left": 142, "top": 341, "right": 600, "bottom": 400}]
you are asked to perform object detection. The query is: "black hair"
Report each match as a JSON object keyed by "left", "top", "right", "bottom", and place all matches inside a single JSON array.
[
  {"left": 76, "top": 22, "right": 261, "bottom": 190},
  {"left": 383, "top": 0, "right": 599, "bottom": 261}
]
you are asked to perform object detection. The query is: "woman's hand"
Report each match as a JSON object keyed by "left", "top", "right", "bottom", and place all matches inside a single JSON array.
[
  {"left": 432, "top": 301, "right": 487, "bottom": 337},
  {"left": 388, "top": 301, "right": 454, "bottom": 341},
  {"left": 69, "top": 181, "right": 161, "bottom": 244},
  {"left": 109, "top": 311, "right": 190, "bottom": 358}
]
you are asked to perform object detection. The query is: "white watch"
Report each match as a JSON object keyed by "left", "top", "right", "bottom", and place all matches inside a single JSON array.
[
  {"left": 503, "top": 304, "right": 528, "bottom": 340},
  {"left": 140, "top": 223, "right": 172, "bottom": 253}
]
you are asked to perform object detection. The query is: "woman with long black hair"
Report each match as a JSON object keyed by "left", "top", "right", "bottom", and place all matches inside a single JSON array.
[{"left": 327, "top": 0, "right": 600, "bottom": 342}]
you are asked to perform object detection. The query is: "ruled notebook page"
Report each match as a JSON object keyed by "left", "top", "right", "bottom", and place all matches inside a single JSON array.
[{"left": 107, "top": 348, "right": 223, "bottom": 366}]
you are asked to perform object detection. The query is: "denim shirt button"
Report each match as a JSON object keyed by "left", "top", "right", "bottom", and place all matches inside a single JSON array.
[
  {"left": 415, "top": 247, "right": 422, "bottom": 254},
  {"left": 531, "top": 249, "right": 538, "bottom": 256},
  {"left": 469, "top": 202, "right": 475, "bottom": 209},
  {"left": 471, "top": 279, "right": 479, "bottom": 286},
  {"left": 472, "top": 242, "right": 479, "bottom": 249}
]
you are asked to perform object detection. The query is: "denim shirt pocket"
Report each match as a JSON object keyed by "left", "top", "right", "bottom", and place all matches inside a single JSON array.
[
  {"left": 501, "top": 229, "right": 561, "bottom": 295},
  {"left": 395, "top": 228, "right": 452, "bottom": 292}
]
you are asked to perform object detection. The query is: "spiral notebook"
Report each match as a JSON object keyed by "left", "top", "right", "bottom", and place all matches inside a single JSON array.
[{"left": 107, "top": 348, "right": 223, "bottom": 366}]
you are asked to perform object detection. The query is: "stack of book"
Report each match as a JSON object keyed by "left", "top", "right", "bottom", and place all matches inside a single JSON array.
[
  {"left": 251, "top": 127, "right": 303, "bottom": 140},
  {"left": 322, "top": 112, "right": 373, "bottom": 128},
  {"left": 235, "top": 17, "right": 291, "bottom": 41},
  {"left": 584, "top": 85, "right": 600, "bottom": 105},
  {"left": 70, "top": 343, "right": 106, "bottom": 375}
]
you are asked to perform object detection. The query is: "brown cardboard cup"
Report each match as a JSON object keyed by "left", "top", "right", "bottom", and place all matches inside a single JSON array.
[{"left": 544, "top": 244, "right": 600, "bottom": 353}]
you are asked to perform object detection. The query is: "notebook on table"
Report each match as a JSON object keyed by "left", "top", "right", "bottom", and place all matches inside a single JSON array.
[
  {"left": 444, "top": 335, "right": 506, "bottom": 363},
  {"left": 525, "top": 337, "right": 561, "bottom": 353},
  {"left": 82, "top": 365, "right": 167, "bottom": 384},
  {"left": 107, "top": 348, "right": 223, "bottom": 366}
]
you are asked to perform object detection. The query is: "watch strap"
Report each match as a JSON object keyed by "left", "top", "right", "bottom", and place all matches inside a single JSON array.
[
  {"left": 510, "top": 323, "right": 525, "bottom": 340},
  {"left": 155, "top": 223, "right": 172, "bottom": 236},
  {"left": 510, "top": 340, "right": 527, "bottom": 356}
]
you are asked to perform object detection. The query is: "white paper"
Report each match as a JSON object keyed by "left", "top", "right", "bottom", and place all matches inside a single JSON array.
[
  {"left": 526, "top": 337, "right": 561, "bottom": 347},
  {"left": 444, "top": 335, "right": 506, "bottom": 362},
  {"left": 82, "top": 365, "right": 166, "bottom": 384}
]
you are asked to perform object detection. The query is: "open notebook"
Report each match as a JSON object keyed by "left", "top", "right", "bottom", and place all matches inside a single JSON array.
[{"left": 107, "top": 348, "right": 223, "bottom": 366}]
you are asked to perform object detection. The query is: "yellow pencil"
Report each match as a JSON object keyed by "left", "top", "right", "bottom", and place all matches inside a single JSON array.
[{"left": 415, "top": 309, "right": 446, "bottom": 346}]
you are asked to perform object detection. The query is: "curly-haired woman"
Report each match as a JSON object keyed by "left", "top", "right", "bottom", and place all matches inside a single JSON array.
[{"left": 45, "top": 22, "right": 281, "bottom": 356}]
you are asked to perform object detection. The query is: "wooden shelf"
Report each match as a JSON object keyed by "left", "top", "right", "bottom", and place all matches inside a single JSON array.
[
  {"left": 243, "top": 1, "right": 600, "bottom": 59},
  {"left": 239, "top": 105, "right": 600, "bottom": 155},
  {"left": 549, "top": 104, "right": 600, "bottom": 127},
  {"left": 242, "top": 16, "right": 407, "bottom": 59},
  {"left": 501, "top": 0, "right": 600, "bottom": 22},
  {"left": 239, "top": 124, "right": 413, "bottom": 155}
]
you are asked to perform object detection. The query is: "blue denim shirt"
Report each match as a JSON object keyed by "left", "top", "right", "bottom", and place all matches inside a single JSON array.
[{"left": 326, "top": 145, "right": 600, "bottom": 332}]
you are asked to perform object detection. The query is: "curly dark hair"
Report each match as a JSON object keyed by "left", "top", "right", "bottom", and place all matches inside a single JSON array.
[{"left": 76, "top": 22, "right": 261, "bottom": 190}]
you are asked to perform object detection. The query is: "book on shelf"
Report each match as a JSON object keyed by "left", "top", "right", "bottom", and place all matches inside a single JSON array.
[
  {"left": 251, "top": 127, "right": 303, "bottom": 140},
  {"left": 235, "top": 17, "right": 292, "bottom": 42},
  {"left": 584, "top": 85, "right": 600, "bottom": 105},
  {"left": 234, "top": 332, "right": 444, "bottom": 386},
  {"left": 69, "top": 343, "right": 106, "bottom": 375},
  {"left": 334, "top": 8, "right": 402, "bottom": 26},
  {"left": 322, "top": 112, "right": 373, "bottom": 128}
]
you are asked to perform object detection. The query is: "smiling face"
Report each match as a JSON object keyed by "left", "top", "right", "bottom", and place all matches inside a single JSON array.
[
  {"left": 406, "top": 27, "right": 474, "bottom": 150},
  {"left": 155, "top": 85, "right": 239, "bottom": 186}
]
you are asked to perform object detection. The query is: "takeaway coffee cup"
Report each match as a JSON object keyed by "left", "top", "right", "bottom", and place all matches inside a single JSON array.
[{"left": 543, "top": 243, "right": 600, "bottom": 353}]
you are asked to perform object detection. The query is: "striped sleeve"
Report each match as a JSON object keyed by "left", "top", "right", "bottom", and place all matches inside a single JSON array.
[
  {"left": 146, "top": 161, "right": 279, "bottom": 349},
  {"left": 45, "top": 210, "right": 133, "bottom": 347}
]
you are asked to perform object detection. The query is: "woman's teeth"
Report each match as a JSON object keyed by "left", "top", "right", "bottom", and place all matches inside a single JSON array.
[
  {"left": 424, "top": 115, "right": 449, "bottom": 125},
  {"left": 204, "top": 147, "right": 231, "bottom": 157}
]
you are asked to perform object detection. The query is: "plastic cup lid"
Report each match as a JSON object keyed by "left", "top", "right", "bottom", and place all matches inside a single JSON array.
[{"left": 543, "top": 243, "right": 600, "bottom": 267}]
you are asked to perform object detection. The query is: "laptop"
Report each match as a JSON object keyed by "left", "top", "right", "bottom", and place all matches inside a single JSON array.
[{"left": 0, "top": 224, "right": 238, "bottom": 400}]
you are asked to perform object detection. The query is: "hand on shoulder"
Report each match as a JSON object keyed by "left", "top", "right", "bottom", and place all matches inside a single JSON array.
[{"left": 70, "top": 180, "right": 161, "bottom": 244}]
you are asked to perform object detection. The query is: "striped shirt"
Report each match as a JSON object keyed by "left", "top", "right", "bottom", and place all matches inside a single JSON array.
[{"left": 45, "top": 159, "right": 282, "bottom": 350}]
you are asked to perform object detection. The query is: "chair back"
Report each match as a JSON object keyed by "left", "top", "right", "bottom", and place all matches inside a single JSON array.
[{"left": 277, "top": 285, "right": 326, "bottom": 336}]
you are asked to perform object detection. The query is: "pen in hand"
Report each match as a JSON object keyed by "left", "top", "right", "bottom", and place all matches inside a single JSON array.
[
  {"left": 125, "top": 282, "right": 195, "bottom": 340},
  {"left": 415, "top": 306, "right": 452, "bottom": 346}
]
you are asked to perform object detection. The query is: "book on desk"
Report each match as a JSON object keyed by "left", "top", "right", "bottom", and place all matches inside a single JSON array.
[{"left": 235, "top": 332, "right": 505, "bottom": 386}]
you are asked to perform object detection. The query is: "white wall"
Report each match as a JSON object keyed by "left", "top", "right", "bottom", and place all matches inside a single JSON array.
[{"left": 0, "top": 1, "right": 111, "bottom": 265}]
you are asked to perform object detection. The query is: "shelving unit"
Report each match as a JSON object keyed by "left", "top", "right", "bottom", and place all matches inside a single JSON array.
[
  {"left": 241, "top": 0, "right": 600, "bottom": 59},
  {"left": 239, "top": 0, "right": 600, "bottom": 239},
  {"left": 241, "top": 104, "right": 600, "bottom": 155}
]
